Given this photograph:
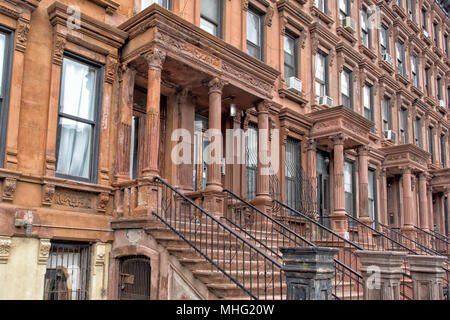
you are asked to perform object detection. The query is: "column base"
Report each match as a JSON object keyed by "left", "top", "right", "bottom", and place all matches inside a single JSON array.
[
  {"left": 329, "top": 210, "right": 348, "bottom": 237},
  {"left": 204, "top": 184, "right": 223, "bottom": 193},
  {"left": 202, "top": 191, "right": 225, "bottom": 218}
]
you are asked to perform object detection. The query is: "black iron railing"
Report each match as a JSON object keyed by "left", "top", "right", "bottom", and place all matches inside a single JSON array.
[
  {"left": 414, "top": 225, "right": 449, "bottom": 255},
  {"left": 153, "top": 177, "right": 284, "bottom": 300},
  {"left": 273, "top": 200, "right": 363, "bottom": 300}
]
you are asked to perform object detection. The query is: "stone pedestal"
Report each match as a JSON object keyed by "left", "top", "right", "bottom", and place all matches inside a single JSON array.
[
  {"left": 407, "top": 255, "right": 446, "bottom": 300},
  {"left": 202, "top": 191, "right": 225, "bottom": 218},
  {"left": 355, "top": 250, "right": 407, "bottom": 300},
  {"left": 280, "top": 247, "right": 338, "bottom": 300}
]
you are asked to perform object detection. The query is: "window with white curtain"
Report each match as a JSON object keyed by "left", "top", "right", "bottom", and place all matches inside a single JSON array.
[
  {"left": 341, "top": 68, "right": 352, "bottom": 109},
  {"left": 382, "top": 97, "right": 392, "bottom": 131},
  {"left": 363, "top": 84, "right": 373, "bottom": 122},
  {"left": 411, "top": 54, "right": 419, "bottom": 87},
  {"left": 368, "top": 169, "right": 377, "bottom": 222},
  {"left": 380, "top": 25, "right": 389, "bottom": 55},
  {"left": 344, "top": 160, "right": 355, "bottom": 217},
  {"left": 315, "top": 51, "right": 327, "bottom": 98},
  {"left": 141, "top": 0, "right": 170, "bottom": 10},
  {"left": 284, "top": 33, "right": 297, "bottom": 80},
  {"left": 246, "top": 8, "right": 263, "bottom": 60},
  {"left": 56, "top": 56, "right": 101, "bottom": 181},
  {"left": 339, "top": 0, "right": 350, "bottom": 20},
  {"left": 397, "top": 40, "right": 406, "bottom": 76},
  {"left": 414, "top": 117, "right": 421, "bottom": 147},
  {"left": 200, "top": 0, "right": 222, "bottom": 37},
  {"left": 361, "top": 7, "right": 371, "bottom": 48},
  {"left": 246, "top": 123, "right": 258, "bottom": 201},
  {"left": 0, "top": 28, "right": 12, "bottom": 168},
  {"left": 315, "top": 0, "right": 327, "bottom": 13}
]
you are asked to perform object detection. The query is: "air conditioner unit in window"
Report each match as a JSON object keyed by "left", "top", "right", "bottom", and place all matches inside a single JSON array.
[
  {"left": 286, "top": 76, "right": 302, "bottom": 93},
  {"left": 439, "top": 100, "right": 445, "bottom": 108},
  {"left": 382, "top": 53, "right": 393, "bottom": 65},
  {"left": 423, "top": 30, "right": 429, "bottom": 38},
  {"left": 342, "top": 17, "right": 356, "bottom": 33},
  {"left": 318, "top": 96, "right": 333, "bottom": 108},
  {"left": 384, "top": 130, "right": 397, "bottom": 142}
]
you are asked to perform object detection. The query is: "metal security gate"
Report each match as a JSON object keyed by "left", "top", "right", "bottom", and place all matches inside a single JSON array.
[
  {"left": 285, "top": 137, "right": 301, "bottom": 211},
  {"left": 246, "top": 123, "right": 258, "bottom": 200},
  {"left": 119, "top": 255, "right": 151, "bottom": 300},
  {"left": 43, "top": 242, "right": 91, "bottom": 300}
]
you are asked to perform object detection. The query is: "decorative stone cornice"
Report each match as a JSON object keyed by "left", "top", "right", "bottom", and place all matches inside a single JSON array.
[
  {"left": 0, "top": 236, "right": 12, "bottom": 264},
  {"left": 88, "top": 0, "right": 120, "bottom": 15},
  {"left": 37, "top": 239, "right": 51, "bottom": 265},
  {"left": 142, "top": 46, "right": 166, "bottom": 70}
]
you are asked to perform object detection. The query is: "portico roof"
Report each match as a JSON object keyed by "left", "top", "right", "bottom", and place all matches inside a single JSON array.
[{"left": 380, "top": 143, "right": 431, "bottom": 174}]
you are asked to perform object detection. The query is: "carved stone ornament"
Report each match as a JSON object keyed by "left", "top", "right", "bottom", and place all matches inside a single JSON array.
[
  {"left": 38, "top": 239, "right": 51, "bottom": 265},
  {"left": 105, "top": 56, "right": 118, "bottom": 84},
  {"left": 307, "top": 138, "right": 317, "bottom": 151},
  {"left": 265, "top": 6, "right": 274, "bottom": 27},
  {"left": 143, "top": 46, "right": 166, "bottom": 70},
  {"left": 2, "top": 177, "right": 17, "bottom": 201},
  {"left": 98, "top": 192, "right": 110, "bottom": 213},
  {"left": 207, "top": 77, "right": 226, "bottom": 94},
  {"left": 242, "top": 0, "right": 249, "bottom": 11},
  {"left": 0, "top": 236, "right": 12, "bottom": 264},
  {"left": 281, "top": 126, "right": 290, "bottom": 145},
  {"left": 15, "top": 19, "right": 30, "bottom": 53},
  {"left": 330, "top": 133, "right": 346, "bottom": 145},
  {"left": 42, "top": 184, "right": 55, "bottom": 206},
  {"left": 52, "top": 34, "right": 66, "bottom": 66}
]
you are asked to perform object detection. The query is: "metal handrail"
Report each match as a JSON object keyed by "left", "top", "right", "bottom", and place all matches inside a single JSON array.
[
  {"left": 413, "top": 225, "right": 449, "bottom": 255},
  {"left": 153, "top": 176, "right": 284, "bottom": 300}
]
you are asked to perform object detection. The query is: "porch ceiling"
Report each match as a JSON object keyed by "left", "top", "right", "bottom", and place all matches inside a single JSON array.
[
  {"left": 119, "top": 4, "right": 280, "bottom": 105},
  {"left": 306, "top": 106, "right": 374, "bottom": 149},
  {"left": 380, "top": 144, "right": 430, "bottom": 175}
]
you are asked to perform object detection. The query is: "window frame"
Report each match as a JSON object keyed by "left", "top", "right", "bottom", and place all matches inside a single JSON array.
[
  {"left": 440, "top": 134, "right": 446, "bottom": 167},
  {"left": 437, "top": 77, "right": 442, "bottom": 100},
  {"left": 425, "top": 66, "right": 431, "bottom": 96},
  {"left": 429, "top": 126, "right": 434, "bottom": 163},
  {"left": 368, "top": 168, "right": 378, "bottom": 223},
  {"left": 408, "top": 0, "right": 415, "bottom": 21},
  {"left": 363, "top": 83, "right": 374, "bottom": 122},
  {"left": 433, "top": 22, "right": 439, "bottom": 48},
  {"left": 341, "top": 67, "right": 353, "bottom": 109},
  {"left": 414, "top": 117, "right": 421, "bottom": 147},
  {"left": 399, "top": 108, "right": 408, "bottom": 144},
  {"left": 246, "top": 7, "right": 264, "bottom": 61},
  {"left": 344, "top": 159, "right": 357, "bottom": 218},
  {"left": 0, "top": 27, "right": 13, "bottom": 169},
  {"left": 141, "top": 0, "right": 171, "bottom": 11},
  {"left": 283, "top": 32, "right": 298, "bottom": 80},
  {"left": 397, "top": 40, "right": 406, "bottom": 76},
  {"left": 382, "top": 96, "right": 392, "bottom": 131},
  {"left": 339, "top": 0, "right": 350, "bottom": 20},
  {"left": 200, "top": 0, "right": 223, "bottom": 38},
  {"left": 316, "top": 0, "right": 328, "bottom": 14},
  {"left": 380, "top": 24, "right": 390, "bottom": 55},
  {"left": 54, "top": 53, "right": 104, "bottom": 183},
  {"left": 246, "top": 122, "right": 258, "bottom": 201},
  {"left": 361, "top": 6, "right": 371, "bottom": 49},
  {"left": 315, "top": 50, "right": 329, "bottom": 98},
  {"left": 411, "top": 53, "right": 419, "bottom": 87}
]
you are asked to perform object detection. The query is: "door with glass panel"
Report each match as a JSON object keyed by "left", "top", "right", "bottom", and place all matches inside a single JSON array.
[
  {"left": 316, "top": 151, "right": 330, "bottom": 227},
  {"left": 285, "top": 137, "right": 302, "bottom": 212},
  {"left": 193, "top": 114, "right": 208, "bottom": 191},
  {"left": 246, "top": 123, "right": 258, "bottom": 200}
]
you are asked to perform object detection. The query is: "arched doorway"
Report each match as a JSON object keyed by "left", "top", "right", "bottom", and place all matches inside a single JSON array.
[{"left": 118, "top": 255, "right": 151, "bottom": 300}]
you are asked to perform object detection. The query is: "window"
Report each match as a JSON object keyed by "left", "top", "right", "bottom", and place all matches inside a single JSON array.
[
  {"left": 361, "top": 7, "right": 371, "bottom": 48},
  {"left": 0, "top": 28, "right": 12, "bottom": 168},
  {"left": 339, "top": 0, "right": 350, "bottom": 20},
  {"left": 285, "top": 137, "right": 302, "bottom": 211},
  {"left": 445, "top": 34, "right": 448, "bottom": 57},
  {"left": 284, "top": 33, "right": 297, "bottom": 80},
  {"left": 246, "top": 8, "right": 263, "bottom": 60},
  {"left": 414, "top": 118, "right": 421, "bottom": 147},
  {"left": 411, "top": 54, "right": 419, "bottom": 87},
  {"left": 44, "top": 242, "right": 91, "bottom": 300},
  {"left": 382, "top": 97, "right": 392, "bottom": 131},
  {"left": 429, "top": 126, "right": 434, "bottom": 163},
  {"left": 363, "top": 84, "right": 373, "bottom": 122},
  {"left": 425, "top": 67, "right": 430, "bottom": 96},
  {"left": 422, "top": 8, "right": 427, "bottom": 30},
  {"left": 434, "top": 22, "right": 439, "bottom": 47},
  {"left": 397, "top": 0, "right": 403, "bottom": 7},
  {"left": 344, "top": 160, "right": 356, "bottom": 217},
  {"left": 56, "top": 55, "right": 102, "bottom": 182},
  {"left": 130, "top": 115, "right": 140, "bottom": 179},
  {"left": 408, "top": 0, "right": 415, "bottom": 21},
  {"left": 399, "top": 108, "right": 408, "bottom": 144},
  {"left": 397, "top": 40, "right": 406, "bottom": 76},
  {"left": 341, "top": 68, "right": 352, "bottom": 109},
  {"left": 315, "top": 0, "right": 327, "bottom": 13},
  {"left": 315, "top": 51, "right": 328, "bottom": 99},
  {"left": 380, "top": 25, "right": 390, "bottom": 55},
  {"left": 200, "top": 0, "right": 222, "bottom": 37},
  {"left": 368, "top": 169, "right": 378, "bottom": 222},
  {"left": 437, "top": 77, "right": 442, "bottom": 100},
  {"left": 441, "top": 134, "right": 446, "bottom": 167},
  {"left": 246, "top": 123, "right": 258, "bottom": 200},
  {"left": 141, "top": 0, "right": 170, "bottom": 10}
]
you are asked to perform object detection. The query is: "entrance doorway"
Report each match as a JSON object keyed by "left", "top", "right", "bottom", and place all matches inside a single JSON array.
[
  {"left": 316, "top": 151, "right": 330, "bottom": 227},
  {"left": 193, "top": 114, "right": 208, "bottom": 191},
  {"left": 118, "top": 255, "right": 151, "bottom": 300}
]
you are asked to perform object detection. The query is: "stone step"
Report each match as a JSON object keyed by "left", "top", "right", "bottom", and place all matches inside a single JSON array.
[
  {"left": 192, "top": 269, "right": 283, "bottom": 284},
  {"left": 207, "top": 281, "right": 283, "bottom": 299}
]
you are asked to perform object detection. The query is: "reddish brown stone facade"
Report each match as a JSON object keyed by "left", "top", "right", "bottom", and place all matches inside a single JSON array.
[{"left": 0, "top": 0, "right": 448, "bottom": 299}]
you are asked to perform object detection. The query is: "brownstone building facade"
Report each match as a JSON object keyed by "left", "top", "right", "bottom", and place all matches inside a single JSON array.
[{"left": 0, "top": 0, "right": 448, "bottom": 300}]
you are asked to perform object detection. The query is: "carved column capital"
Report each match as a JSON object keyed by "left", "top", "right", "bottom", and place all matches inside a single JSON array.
[
  {"left": 257, "top": 100, "right": 271, "bottom": 114},
  {"left": 15, "top": 18, "right": 30, "bottom": 53},
  {"left": 307, "top": 138, "right": 317, "bottom": 151},
  {"left": 358, "top": 145, "right": 370, "bottom": 156},
  {"left": 105, "top": 55, "right": 118, "bottom": 84},
  {"left": 37, "top": 239, "right": 51, "bottom": 265},
  {"left": 142, "top": 46, "right": 166, "bottom": 70},
  {"left": 0, "top": 236, "right": 12, "bottom": 264},
  {"left": 330, "top": 133, "right": 346, "bottom": 146},
  {"left": 206, "top": 77, "right": 226, "bottom": 94}
]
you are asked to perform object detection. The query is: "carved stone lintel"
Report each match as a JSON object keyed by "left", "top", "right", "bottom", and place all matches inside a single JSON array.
[
  {"left": 207, "top": 77, "right": 226, "bottom": 94},
  {"left": 2, "top": 177, "right": 17, "bottom": 202},
  {"left": 38, "top": 239, "right": 51, "bottom": 265},
  {"left": 15, "top": 19, "right": 30, "bottom": 53},
  {"left": 52, "top": 33, "right": 66, "bottom": 66},
  {"left": 0, "top": 236, "right": 12, "bottom": 264},
  {"left": 97, "top": 192, "right": 110, "bottom": 213},
  {"left": 42, "top": 184, "right": 55, "bottom": 206},
  {"left": 143, "top": 46, "right": 166, "bottom": 71}
]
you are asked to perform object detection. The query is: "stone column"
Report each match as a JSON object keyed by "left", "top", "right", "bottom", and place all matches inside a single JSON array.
[
  {"left": 115, "top": 65, "right": 136, "bottom": 182},
  {"left": 253, "top": 100, "right": 272, "bottom": 214},
  {"left": 280, "top": 247, "right": 338, "bottom": 300},
  {"left": 446, "top": 188, "right": 450, "bottom": 237},
  {"left": 142, "top": 47, "right": 166, "bottom": 177},
  {"left": 307, "top": 139, "right": 317, "bottom": 192},
  {"left": 330, "top": 134, "right": 347, "bottom": 236},
  {"left": 401, "top": 167, "right": 415, "bottom": 239},
  {"left": 379, "top": 169, "right": 388, "bottom": 225},
  {"left": 427, "top": 185, "right": 435, "bottom": 232},
  {"left": 407, "top": 255, "right": 446, "bottom": 300},
  {"left": 205, "top": 77, "right": 225, "bottom": 192},
  {"left": 418, "top": 173, "right": 429, "bottom": 231},
  {"left": 358, "top": 146, "right": 370, "bottom": 224},
  {"left": 356, "top": 250, "right": 407, "bottom": 300}
]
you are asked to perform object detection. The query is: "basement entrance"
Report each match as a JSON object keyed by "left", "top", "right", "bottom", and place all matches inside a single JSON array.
[{"left": 119, "top": 255, "right": 151, "bottom": 300}]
